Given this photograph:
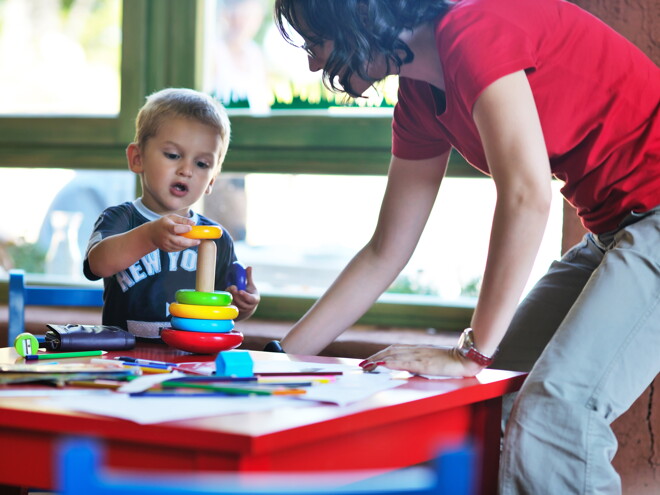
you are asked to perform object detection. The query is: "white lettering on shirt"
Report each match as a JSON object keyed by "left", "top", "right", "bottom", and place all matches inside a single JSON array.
[
  {"left": 141, "top": 250, "right": 161, "bottom": 276},
  {"left": 180, "top": 249, "right": 197, "bottom": 271}
]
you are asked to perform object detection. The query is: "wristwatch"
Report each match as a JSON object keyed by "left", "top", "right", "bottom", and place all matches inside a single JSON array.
[{"left": 456, "top": 328, "right": 495, "bottom": 367}]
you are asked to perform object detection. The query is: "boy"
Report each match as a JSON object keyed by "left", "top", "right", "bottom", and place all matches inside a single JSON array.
[{"left": 83, "top": 88, "right": 259, "bottom": 339}]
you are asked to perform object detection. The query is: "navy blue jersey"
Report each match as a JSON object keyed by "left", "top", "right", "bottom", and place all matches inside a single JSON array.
[{"left": 83, "top": 199, "right": 237, "bottom": 339}]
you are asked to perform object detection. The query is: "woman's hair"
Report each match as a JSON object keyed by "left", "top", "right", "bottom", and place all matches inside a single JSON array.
[
  {"left": 134, "top": 88, "right": 231, "bottom": 165},
  {"left": 274, "top": 0, "right": 451, "bottom": 97}
]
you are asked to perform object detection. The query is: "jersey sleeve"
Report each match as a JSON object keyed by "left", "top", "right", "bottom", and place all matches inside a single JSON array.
[{"left": 82, "top": 204, "right": 133, "bottom": 281}]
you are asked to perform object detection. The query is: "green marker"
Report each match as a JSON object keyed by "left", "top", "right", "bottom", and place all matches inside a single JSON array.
[
  {"left": 161, "top": 381, "right": 273, "bottom": 396},
  {"left": 24, "top": 350, "right": 107, "bottom": 361}
]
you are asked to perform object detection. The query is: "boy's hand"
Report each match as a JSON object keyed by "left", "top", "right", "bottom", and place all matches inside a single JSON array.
[
  {"left": 148, "top": 214, "right": 200, "bottom": 252},
  {"left": 226, "top": 266, "right": 260, "bottom": 320}
]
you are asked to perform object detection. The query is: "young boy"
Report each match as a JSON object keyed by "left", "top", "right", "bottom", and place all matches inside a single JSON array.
[{"left": 83, "top": 88, "right": 259, "bottom": 340}]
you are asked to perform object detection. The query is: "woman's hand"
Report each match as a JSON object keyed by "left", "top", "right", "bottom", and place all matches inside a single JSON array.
[{"left": 360, "top": 344, "right": 484, "bottom": 377}]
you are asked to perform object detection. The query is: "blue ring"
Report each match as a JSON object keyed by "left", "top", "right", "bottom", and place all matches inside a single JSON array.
[{"left": 170, "top": 317, "right": 235, "bottom": 333}]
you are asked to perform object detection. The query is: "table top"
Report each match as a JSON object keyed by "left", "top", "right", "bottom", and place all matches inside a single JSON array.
[{"left": 0, "top": 344, "right": 526, "bottom": 454}]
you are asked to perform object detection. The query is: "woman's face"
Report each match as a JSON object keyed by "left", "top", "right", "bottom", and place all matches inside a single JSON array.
[{"left": 304, "top": 38, "right": 391, "bottom": 98}]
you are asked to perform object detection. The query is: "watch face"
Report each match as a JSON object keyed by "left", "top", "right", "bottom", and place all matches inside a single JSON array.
[{"left": 458, "top": 328, "right": 473, "bottom": 350}]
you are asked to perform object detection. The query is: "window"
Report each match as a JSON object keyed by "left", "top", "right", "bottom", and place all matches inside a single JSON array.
[
  {"left": 0, "top": 0, "right": 122, "bottom": 116},
  {"left": 201, "top": 0, "right": 397, "bottom": 114},
  {"left": 1, "top": 0, "right": 565, "bottom": 331},
  {"left": 0, "top": 168, "right": 135, "bottom": 283},
  {"left": 206, "top": 174, "right": 563, "bottom": 303},
  {"left": 200, "top": 0, "right": 564, "bottom": 324}
]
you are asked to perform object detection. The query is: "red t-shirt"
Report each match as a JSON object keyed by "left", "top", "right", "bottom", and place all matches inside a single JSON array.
[{"left": 392, "top": 0, "right": 660, "bottom": 233}]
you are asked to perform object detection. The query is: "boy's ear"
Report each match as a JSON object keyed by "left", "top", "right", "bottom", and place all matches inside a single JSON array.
[
  {"left": 205, "top": 175, "right": 216, "bottom": 195},
  {"left": 126, "top": 143, "right": 143, "bottom": 173}
]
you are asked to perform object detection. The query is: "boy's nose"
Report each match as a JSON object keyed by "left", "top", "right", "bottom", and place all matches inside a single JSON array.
[{"left": 176, "top": 161, "right": 193, "bottom": 177}]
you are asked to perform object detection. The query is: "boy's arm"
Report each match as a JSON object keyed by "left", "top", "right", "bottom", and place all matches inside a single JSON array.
[{"left": 87, "top": 215, "right": 200, "bottom": 278}]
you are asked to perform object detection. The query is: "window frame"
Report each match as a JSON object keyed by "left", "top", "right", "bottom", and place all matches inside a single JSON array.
[{"left": 0, "top": 0, "right": 476, "bottom": 331}]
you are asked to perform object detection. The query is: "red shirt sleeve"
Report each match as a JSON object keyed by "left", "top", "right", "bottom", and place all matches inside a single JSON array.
[
  {"left": 392, "top": 79, "right": 452, "bottom": 160},
  {"left": 438, "top": 1, "right": 538, "bottom": 114}
]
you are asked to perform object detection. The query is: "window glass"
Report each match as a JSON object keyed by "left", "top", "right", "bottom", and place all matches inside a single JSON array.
[
  {"left": 0, "top": 0, "right": 122, "bottom": 115},
  {"left": 0, "top": 168, "right": 135, "bottom": 282},
  {"left": 202, "top": 0, "right": 397, "bottom": 115},
  {"left": 204, "top": 174, "right": 564, "bottom": 302}
]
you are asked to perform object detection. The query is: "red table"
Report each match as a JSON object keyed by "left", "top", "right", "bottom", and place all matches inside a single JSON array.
[{"left": 0, "top": 344, "right": 525, "bottom": 494}]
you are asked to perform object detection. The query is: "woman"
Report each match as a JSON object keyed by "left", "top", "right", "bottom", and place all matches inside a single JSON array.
[{"left": 272, "top": 0, "right": 660, "bottom": 492}]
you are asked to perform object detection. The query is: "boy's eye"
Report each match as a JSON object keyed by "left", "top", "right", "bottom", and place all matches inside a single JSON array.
[
  {"left": 164, "top": 152, "right": 180, "bottom": 160},
  {"left": 196, "top": 161, "right": 211, "bottom": 169}
]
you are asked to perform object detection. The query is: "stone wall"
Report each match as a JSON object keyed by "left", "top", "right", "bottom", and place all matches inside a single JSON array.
[{"left": 567, "top": 1, "right": 659, "bottom": 492}]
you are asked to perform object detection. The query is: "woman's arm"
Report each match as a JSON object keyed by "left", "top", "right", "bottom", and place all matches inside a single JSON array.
[
  {"left": 87, "top": 214, "right": 200, "bottom": 278},
  {"left": 281, "top": 152, "right": 450, "bottom": 355},
  {"left": 469, "top": 70, "right": 552, "bottom": 357},
  {"left": 364, "top": 70, "right": 552, "bottom": 376}
]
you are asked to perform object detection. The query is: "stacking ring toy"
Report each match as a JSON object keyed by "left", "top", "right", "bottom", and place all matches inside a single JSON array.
[
  {"left": 161, "top": 328, "right": 243, "bottom": 354},
  {"left": 175, "top": 289, "right": 232, "bottom": 306},
  {"left": 169, "top": 302, "right": 239, "bottom": 320},
  {"left": 171, "top": 317, "right": 235, "bottom": 333},
  {"left": 227, "top": 261, "right": 247, "bottom": 291},
  {"left": 181, "top": 225, "right": 222, "bottom": 239}
]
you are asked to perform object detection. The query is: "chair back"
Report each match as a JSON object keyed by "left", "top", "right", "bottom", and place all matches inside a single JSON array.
[
  {"left": 57, "top": 438, "right": 476, "bottom": 495},
  {"left": 7, "top": 269, "right": 103, "bottom": 346}
]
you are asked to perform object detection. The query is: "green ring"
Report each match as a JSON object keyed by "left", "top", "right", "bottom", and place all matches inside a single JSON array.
[{"left": 175, "top": 289, "right": 233, "bottom": 306}]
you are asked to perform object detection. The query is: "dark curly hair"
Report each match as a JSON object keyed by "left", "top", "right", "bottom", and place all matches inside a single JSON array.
[{"left": 274, "top": 0, "right": 451, "bottom": 97}]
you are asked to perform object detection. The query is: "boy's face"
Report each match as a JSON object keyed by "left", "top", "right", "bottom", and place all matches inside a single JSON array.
[{"left": 127, "top": 116, "right": 224, "bottom": 216}]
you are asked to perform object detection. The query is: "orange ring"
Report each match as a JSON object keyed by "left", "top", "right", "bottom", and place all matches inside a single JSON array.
[{"left": 180, "top": 225, "right": 223, "bottom": 239}]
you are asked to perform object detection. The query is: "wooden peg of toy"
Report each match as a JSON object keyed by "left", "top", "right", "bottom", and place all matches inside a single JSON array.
[
  {"left": 196, "top": 240, "right": 216, "bottom": 293},
  {"left": 180, "top": 226, "right": 223, "bottom": 293}
]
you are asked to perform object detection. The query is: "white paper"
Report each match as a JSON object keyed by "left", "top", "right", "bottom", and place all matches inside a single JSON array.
[
  {"left": 117, "top": 371, "right": 186, "bottom": 393},
  {"left": 35, "top": 361, "right": 406, "bottom": 423},
  {"left": 253, "top": 360, "right": 357, "bottom": 374},
  {"left": 296, "top": 372, "right": 406, "bottom": 406},
  {"left": 0, "top": 389, "right": 113, "bottom": 397}
]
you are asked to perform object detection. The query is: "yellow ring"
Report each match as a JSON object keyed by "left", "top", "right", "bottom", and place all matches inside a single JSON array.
[
  {"left": 169, "top": 302, "right": 238, "bottom": 320},
  {"left": 180, "top": 225, "right": 223, "bottom": 239}
]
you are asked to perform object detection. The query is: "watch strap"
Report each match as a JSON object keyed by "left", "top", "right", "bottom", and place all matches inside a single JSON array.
[{"left": 457, "top": 328, "right": 494, "bottom": 367}]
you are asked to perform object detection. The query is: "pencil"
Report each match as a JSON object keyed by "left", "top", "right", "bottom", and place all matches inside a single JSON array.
[
  {"left": 24, "top": 350, "right": 107, "bottom": 361},
  {"left": 160, "top": 381, "right": 306, "bottom": 396},
  {"left": 121, "top": 363, "right": 173, "bottom": 374},
  {"left": 255, "top": 371, "right": 342, "bottom": 377}
]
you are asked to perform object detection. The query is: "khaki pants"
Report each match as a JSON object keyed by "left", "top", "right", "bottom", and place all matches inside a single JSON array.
[{"left": 496, "top": 205, "right": 660, "bottom": 494}]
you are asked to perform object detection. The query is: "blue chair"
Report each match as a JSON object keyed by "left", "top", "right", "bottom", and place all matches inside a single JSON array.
[
  {"left": 7, "top": 269, "right": 104, "bottom": 346},
  {"left": 57, "top": 438, "right": 476, "bottom": 495}
]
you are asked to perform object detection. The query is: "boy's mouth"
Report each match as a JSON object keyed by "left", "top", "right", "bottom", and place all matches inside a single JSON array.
[{"left": 170, "top": 182, "right": 189, "bottom": 197}]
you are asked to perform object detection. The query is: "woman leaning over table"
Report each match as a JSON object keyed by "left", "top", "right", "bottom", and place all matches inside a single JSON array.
[{"left": 268, "top": 0, "right": 660, "bottom": 493}]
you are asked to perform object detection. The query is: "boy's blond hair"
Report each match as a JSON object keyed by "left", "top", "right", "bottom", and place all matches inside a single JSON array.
[{"left": 134, "top": 88, "right": 231, "bottom": 168}]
